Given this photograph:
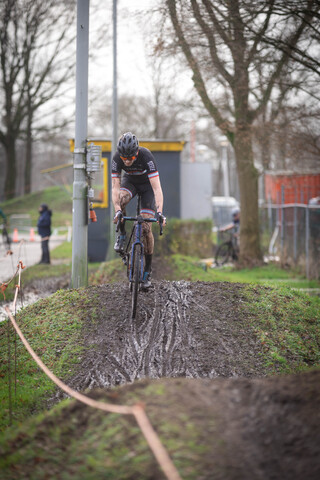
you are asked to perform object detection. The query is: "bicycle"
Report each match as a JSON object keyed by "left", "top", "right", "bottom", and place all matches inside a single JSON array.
[
  {"left": 215, "top": 231, "right": 238, "bottom": 266},
  {"left": 116, "top": 196, "right": 163, "bottom": 319}
]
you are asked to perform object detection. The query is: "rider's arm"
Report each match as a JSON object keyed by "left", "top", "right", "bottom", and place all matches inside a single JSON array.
[
  {"left": 149, "top": 176, "right": 164, "bottom": 214},
  {"left": 112, "top": 177, "right": 121, "bottom": 212},
  {"left": 220, "top": 223, "right": 233, "bottom": 232}
]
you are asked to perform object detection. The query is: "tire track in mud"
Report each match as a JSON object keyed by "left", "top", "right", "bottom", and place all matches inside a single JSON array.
[
  {"left": 106, "top": 281, "right": 201, "bottom": 383},
  {"left": 65, "top": 281, "right": 268, "bottom": 394}
]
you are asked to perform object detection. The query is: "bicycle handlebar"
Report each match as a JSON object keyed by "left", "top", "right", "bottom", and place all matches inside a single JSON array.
[{"left": 116, "top": 215, "right": 163, "bottom": 235}]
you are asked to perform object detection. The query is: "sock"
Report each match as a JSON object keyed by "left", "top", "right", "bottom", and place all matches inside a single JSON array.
[{"left": 145, "top": 254, "right": 152, "bottom": 273}]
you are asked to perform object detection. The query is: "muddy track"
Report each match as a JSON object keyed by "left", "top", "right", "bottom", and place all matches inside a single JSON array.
[{"left": 65, "top": 281, "right": 269, "bottom": 394}]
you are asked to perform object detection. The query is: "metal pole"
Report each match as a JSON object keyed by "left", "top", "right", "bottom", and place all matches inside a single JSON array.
[
  {"left": 281, "top": 186, "right": 285, "bottom": 257},
  {"left": 293, "top": 188, "right": 297, "bottom": 264},
  {"left": 72, "top": 0, "right": 90, "bottom": 288},
  {"left": 109, "top": 0, "right": 118, "bottom": 259},
  {"left": 306, "top": 203, "right": 310, "bottom": 279}
]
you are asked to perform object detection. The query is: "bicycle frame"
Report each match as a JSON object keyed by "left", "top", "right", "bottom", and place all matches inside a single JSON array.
[
  {"left": 117, "top": 195, "right": 162, "bottom": 286},
  {"left": 116, "top": 195, "right": 163, "bottom": 318}
]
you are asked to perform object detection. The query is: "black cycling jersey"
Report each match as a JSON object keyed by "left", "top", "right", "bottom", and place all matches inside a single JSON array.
[
  {"left": 111, "top": 147, "right": 159, "bottom": 182},
  {"left": 112, "top": 147, "right": 159, "bottom": 215}
]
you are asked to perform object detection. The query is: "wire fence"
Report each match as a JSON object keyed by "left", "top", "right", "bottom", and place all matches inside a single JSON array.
[{"left": 260, "top": 203, "right": 320, "bottom": 279}]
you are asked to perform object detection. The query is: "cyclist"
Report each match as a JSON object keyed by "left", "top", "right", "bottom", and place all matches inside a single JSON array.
[
  {"left": 111, "top": 132, "right": 166, "bottom": 289},
  {"left": 220, "top": 207, "right": 240, "bottom": 257}
]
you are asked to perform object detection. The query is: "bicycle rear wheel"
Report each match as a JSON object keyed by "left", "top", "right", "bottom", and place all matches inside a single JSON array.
[
  {"left": 131, "top": 244, "right": 142, "bottom": 319},
  {"left": 215, "top": 242, "right": 232, "bottom": 266}
]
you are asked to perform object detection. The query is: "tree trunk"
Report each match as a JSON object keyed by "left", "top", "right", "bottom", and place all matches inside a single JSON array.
[
  {"left": 233, "top": 124, "right": 262, "bottom": 264},
  {"left": 4, "top": 134, "right": 16, "bottom": 200},
  {"left": 25, "top": 113, "right": 33, "bottom": 195}
]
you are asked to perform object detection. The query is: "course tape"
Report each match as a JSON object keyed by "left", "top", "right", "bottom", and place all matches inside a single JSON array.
[{"left": 5, "top": 265, "right": 183, "bottom": 480}]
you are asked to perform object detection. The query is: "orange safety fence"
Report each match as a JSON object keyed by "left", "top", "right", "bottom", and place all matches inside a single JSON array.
[{"left": 5, "top": 263, "right": 183, "bottom": 480}]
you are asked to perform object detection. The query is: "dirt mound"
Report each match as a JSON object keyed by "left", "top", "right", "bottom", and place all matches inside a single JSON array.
[
  {"left": 2, "top": 372, "right": 320, "bottom": 479},
  {"left": 2, "top": 278, "right": 320, "bottom": 479},
  {"left": 59, "top": 280, "right": 269, "bottom": 398}
]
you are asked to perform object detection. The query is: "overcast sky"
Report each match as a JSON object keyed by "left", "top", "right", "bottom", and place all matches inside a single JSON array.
[
  {"left": 84, "top": 0, "right": 194, "bottom": 137},
  {"left": 89, "top": 0, "right": 159, "bottom": 97}
]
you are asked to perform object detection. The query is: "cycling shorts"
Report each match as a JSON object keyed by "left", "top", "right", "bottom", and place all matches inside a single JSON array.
[{"left": 120, "top": 174, "right": 156, "bottom": 215}]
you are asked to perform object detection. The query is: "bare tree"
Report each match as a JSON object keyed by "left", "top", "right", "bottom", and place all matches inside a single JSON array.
[
  {"left": 157, "top": 0, "right": 320, "bottom": 264},
  {"left": 0, "top": 0, "right": 75, "bottom": 199}
]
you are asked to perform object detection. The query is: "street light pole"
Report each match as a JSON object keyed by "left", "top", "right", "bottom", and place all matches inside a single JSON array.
[
  {"left": 72, "top": 0, "right": 90, "bottom": 288},
  {"left": 109, "top": 0, "right": 118, "bottom": 258}
]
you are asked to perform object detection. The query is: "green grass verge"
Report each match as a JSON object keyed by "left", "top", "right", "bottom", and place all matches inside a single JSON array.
[
  {"left": 243, "top": 284, "right": 320, "bottom": 373},
  {"left": 0, "top": 378, "right": 211, "bottom": 480},
  {"left": 0, "top": 186, "right": 72, "bottom": 227},
  {"left": 1, "top": 251, "right": 319, "bottom": 433},
  {"left": 170, "top": 254, "right": 320, "bottom": 290},
  {"left": 0, "top": 288, "right": 90, "bottom": 430}
]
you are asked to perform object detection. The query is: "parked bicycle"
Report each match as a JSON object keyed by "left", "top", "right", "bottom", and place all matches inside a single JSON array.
[
  {"left": 117, "top": 196, "right": 163, "bottom": 319},
  {"left": 215, "top": 231, "right": 238, "bottom": 266}
]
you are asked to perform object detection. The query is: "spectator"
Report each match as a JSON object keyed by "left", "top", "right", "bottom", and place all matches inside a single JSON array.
[
  {"left": 0, "top": 208, "right": 7, "bottom": 224},
  {"left": 37, "top": 204, "right": 52, "bottom": 264}
]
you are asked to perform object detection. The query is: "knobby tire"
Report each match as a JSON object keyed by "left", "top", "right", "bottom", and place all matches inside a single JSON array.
[
  {"left": 215, "top": 241, "right": 232, "bottom": 266},
  {"left": 131, "top": 244, "right": 142, "bottom": 319}
]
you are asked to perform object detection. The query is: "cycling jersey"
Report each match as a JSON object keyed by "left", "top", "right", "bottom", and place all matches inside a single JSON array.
[
  {"left": 112, "top": 147, "right": 159, "bottom": 215},
  {"left": 111, "top": 147, "right": 159, "bottom": 181}
]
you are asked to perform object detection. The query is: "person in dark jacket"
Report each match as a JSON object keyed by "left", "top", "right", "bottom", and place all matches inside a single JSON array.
[{"left": 37, "top": 204, "right": 52, "bottom": 264}]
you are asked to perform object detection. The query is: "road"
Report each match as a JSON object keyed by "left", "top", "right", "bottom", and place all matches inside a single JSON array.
[{"left": 0, "top": 235, "right": 67, "bottom": 284}]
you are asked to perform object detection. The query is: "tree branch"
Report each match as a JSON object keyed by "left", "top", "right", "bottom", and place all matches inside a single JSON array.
[{"left": 166, "top": 0, "right": 233, "bottom": 140}]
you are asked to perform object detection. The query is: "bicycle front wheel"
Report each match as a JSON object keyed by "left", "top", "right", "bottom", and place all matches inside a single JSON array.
[
  {"left": 131, "top": 244, "right": 142, "bottom": 319},
  {"left": 215, "top": 242, "right": 232, "bottom": 266}
]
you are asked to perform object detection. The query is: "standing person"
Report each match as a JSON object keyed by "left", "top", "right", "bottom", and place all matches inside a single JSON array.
[
  {"left": 111, "top": 132, "right": 166, "bottom": 289},
  {"left": 0, "top": 208, "right": 7, "bottom": 224},
  {"left": 37, "top": 203, "right": 52, "bottom": 264}
]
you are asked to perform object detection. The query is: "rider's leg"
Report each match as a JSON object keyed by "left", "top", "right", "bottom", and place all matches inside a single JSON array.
[
  {"left": 114, "top": 189, "right": 131, "bottom": 252},
  {"left": 141, "top": 212, "right": 154, "bottom": 288},
  {"left": 119, "top": 190, "right": 131, "bottom": 234},
  {"left": 138, "top": 183, "right": 155, "bottom": 288}
]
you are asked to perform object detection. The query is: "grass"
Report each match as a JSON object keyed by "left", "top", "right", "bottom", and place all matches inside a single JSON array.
[
  {"left": 0, "top": 186, "right": 72, "bottom": 227},
  {"left": 170, "top": 254, "right": 320, "bottom": 290},
  {"left": 50, "top": 240, "right": 72, "bottom": 260},
  {"left": 243, "top": 284, "right": 320, "bottom": 373},
  {"left": 89, "top": 253, "right": 320, "bottom": 290},
  {"left": 0, "top": 379, "right": 212, "bottom": 480},
  {"left": 0, "top": 288, "right": 90, "bottom": 430},
  {"left": 1, "top": 246, "right": 319, "bottom": 430}
]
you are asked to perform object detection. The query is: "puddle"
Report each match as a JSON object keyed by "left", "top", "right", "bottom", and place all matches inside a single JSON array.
[{"left": 0, "top": 292, "right": 48, "bottom": 322}]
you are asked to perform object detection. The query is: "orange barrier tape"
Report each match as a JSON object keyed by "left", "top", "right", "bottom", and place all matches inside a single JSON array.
[{"left": 5, "top": 267, "right": 183, "bottom": 480}]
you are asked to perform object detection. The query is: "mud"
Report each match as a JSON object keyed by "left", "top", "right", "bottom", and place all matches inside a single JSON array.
[
  {"left": 3, "top": 275, "right": 320, "bottom": 479},
  {"left": 63, "top": 281, "right": 269, "bottom": 395}
]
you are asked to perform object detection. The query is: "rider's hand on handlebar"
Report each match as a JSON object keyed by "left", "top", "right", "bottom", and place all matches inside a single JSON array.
[
  {"left": 156, "top": 212, "right": 166, "bottom": 226},
  {"left": 113, "top": 209, "right": 123, "bottom": 224}
]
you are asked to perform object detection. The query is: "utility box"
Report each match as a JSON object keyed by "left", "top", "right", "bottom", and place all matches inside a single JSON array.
[{"left": 69, "top": 139, "right": 185, "bottom": 262}]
